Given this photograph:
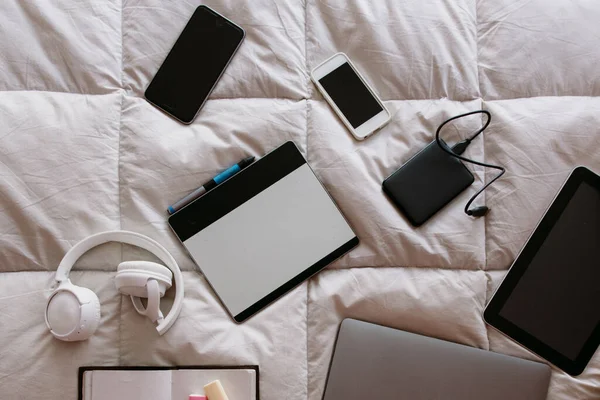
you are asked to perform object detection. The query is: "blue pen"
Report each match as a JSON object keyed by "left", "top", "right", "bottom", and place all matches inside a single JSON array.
[{"left": 167, "top": 156, "right": 255, "bottom": 215}]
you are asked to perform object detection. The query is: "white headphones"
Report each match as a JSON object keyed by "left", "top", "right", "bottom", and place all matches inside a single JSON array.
[{"left": 45, "top": 230, "right": 184, "bottom": 341}]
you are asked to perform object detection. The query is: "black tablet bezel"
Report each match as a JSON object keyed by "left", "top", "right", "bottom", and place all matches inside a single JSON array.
[{"left": 484, "top": 166, "right": 600, "bottom": 376}]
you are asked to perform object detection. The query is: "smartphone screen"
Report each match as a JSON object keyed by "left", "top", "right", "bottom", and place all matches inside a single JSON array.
[
  {"left": 318, "top": 63, "right": 384, "bottom": 128},
  {"left": 145, "top": 6, "right": 245, "bottom": 124}
]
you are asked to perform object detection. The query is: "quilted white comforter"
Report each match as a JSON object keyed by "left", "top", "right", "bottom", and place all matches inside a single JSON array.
[{"left": 1, "top": 1, "right": 599, "bottom": 399}]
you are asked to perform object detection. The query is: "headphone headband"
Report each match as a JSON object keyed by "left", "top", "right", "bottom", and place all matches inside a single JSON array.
[{"left": 55, "top": 230, "right": 184, "bottom": 335}]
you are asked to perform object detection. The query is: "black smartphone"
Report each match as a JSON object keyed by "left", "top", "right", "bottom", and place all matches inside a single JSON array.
[{"left": 145, "top": 6, "right": 245, "bottom": 124}]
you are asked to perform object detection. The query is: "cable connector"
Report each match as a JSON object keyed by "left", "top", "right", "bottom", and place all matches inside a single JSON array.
[{"left": 451, "top": 139, "right": 471, "bottom": 155}]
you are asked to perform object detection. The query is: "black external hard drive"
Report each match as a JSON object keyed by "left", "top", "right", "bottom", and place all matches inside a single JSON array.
[{"left": 383, "top": 140, "right": 474, "bottom": 226}]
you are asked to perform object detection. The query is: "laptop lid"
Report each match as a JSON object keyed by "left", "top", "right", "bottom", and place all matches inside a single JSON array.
[{"left": 322, "top": 319, "right": 551, "bottom": 400}]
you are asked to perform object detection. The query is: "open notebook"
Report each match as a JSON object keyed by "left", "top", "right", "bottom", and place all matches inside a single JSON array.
[{"left": 79, "top": 366, "right": 259, "bottom": 400}]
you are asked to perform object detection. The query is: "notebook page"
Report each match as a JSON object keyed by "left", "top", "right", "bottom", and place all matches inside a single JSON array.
[
  {"left": 89, "top": 370, "right": 171, "bottom": 400},
  {"left": 170, "top": 369, "right": 256, "bottom": 400},
  {"left": 83, "top": 371, "right": 93, "bottom": 400}
]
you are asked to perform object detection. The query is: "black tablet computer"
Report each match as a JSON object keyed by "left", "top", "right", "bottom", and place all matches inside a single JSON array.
[{"left": 484, "top": 166, "right": 600, "bottom": 376}]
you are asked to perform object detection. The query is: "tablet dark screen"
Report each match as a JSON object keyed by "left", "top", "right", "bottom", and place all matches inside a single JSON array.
[{"left": 499, "top": 181, "right": 600, "bottom": 360}]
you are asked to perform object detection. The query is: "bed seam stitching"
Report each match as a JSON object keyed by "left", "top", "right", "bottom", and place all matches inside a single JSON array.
[
  {"left": 475, "top": 0, "right": 482, "bottom": 101},
  {"left": 483, "top": 271, "right": 492, "bottom": 350},
  {"left": 304, "top": 1, "right": 310, "bottom": 399},
  {"left": 1, "top": 265, "right": 497, "bottom": 273},
  {"left": 117, "top": 0, "right": 125, "bottom": 367},
  {"left": 304, "top": 0, "right": 310, "bottom": 159},
  {"left": 306, "top": 280, "right": 310, "bottom": 400},
  {"left": 3, "top": 88, "right": 599, "bottom": 102},
  {"left": 475, "top": 0, "right": 486, "bottom": 273},
  {"left": 475, "top": 0, "right": 492, "bottom": 352}
]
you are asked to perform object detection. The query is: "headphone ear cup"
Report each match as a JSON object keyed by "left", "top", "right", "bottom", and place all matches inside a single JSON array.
[
  {"left": 116, "top": 261, "right": 173, "bottom": 324},
  {"left": 45, "top": 284, "right": 101, "bottom": 341},
  {"left": 81, "top": 290, "right": 101, "bottom": 339},
  {"left": 115, "top": 261, "right": 172, "bottom": 298}
]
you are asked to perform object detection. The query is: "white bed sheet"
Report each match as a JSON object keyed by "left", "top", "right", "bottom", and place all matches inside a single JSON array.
[{"left": 1, "top": 0, "right": 599, "bottom": 398}]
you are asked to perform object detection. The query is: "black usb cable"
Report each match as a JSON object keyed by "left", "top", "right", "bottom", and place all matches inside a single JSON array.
[{"left": 435, "top": 110, "right": 506, "bottom": 217}]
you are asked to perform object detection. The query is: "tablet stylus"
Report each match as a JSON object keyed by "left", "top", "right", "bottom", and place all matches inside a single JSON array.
[{"left": 167, "top": 156, "right": 255, "bottom": 214}]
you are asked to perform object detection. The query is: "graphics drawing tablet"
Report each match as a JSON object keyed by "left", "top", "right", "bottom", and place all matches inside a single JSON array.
[{"left": 169, "top": 142, "right": 358, "bottom": 323}]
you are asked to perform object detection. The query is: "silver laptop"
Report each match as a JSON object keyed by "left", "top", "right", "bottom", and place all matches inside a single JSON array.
[{"left": 323, "top": 319, "right": 551, "bottom": 400}]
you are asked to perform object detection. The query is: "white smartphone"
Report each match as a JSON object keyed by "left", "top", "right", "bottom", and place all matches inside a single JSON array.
[{"left": 311, "top": 53, "right": 390, "bottom": 140}]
